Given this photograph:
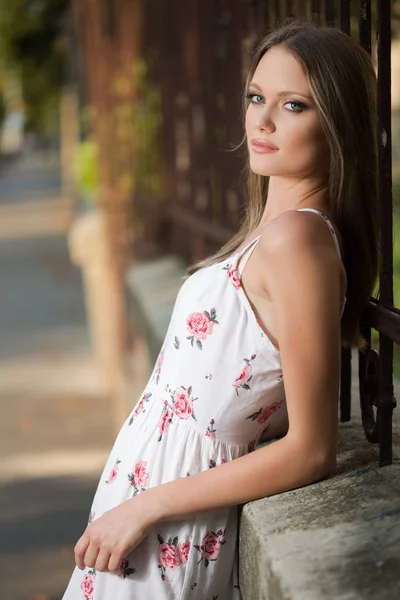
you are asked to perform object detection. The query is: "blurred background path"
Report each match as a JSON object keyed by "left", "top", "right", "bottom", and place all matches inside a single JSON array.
[{"left": 0, "top": 149, "right": 114, "bottom": 600}]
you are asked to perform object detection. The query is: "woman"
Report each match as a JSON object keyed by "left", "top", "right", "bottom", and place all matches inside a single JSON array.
[{"left": 63, "top": 19, "right": 378, "bottom": 600}]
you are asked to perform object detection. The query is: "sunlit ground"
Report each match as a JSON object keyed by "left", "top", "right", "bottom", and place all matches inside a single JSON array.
[{"left": 0, "top": 149, "right": 114, "bottom": 600}]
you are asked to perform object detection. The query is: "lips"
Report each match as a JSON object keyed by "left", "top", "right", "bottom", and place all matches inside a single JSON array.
[{"left": 250, "top": 138, "right": 278, "bottom": 151}]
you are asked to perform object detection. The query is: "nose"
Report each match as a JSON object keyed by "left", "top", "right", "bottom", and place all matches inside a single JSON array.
[{"left": 254, "top": 105, "right": 275, "bottom": 133}]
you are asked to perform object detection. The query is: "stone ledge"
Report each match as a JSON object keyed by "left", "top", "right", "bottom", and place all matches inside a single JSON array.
[
  {"left": 125, "top": 255, "right": 400, "bottom": 600},
  {"left": 240, "top": 364, "right": 400, "bottom": 600}
]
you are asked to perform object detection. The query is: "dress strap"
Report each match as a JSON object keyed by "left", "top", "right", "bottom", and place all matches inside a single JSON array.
[{"left": 237, "top": 235, "right": 262, "bottom": 276}]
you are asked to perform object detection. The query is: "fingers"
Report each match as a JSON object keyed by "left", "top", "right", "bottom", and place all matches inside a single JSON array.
[
  {"left": 108, "top": 546, "right": 126, "bottom": 573},
  {"left": 83, "top": 541, "right": 100, "bottom": 570},
  {"left": 94, "top": 547, "right": 112, "bottom": 573},
  {"left": 74, "top": 531, "right": 90, "bottom": 570},
  {"left": 74, "top": 530, "right": 123, "bottom": 574}
]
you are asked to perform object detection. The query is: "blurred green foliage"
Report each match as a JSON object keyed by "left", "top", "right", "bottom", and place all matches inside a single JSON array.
[
  {"left": 0, "top": 0, "right": 68, "bottom": 132},
  {"left": 74, "top": 139, "right": 99, "bottom": 202}
]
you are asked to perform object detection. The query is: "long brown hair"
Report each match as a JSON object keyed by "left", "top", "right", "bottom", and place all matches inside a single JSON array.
[{"left": 187, "top": 19, "right": 379, "bottom": 350}]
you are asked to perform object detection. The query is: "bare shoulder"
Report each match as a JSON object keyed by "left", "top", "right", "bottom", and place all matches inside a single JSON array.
[
  {"left": 259, "top": 209, "right": 336, "bottom": 257},
  {"left": 256, "top": 209, "right": 345, "bottom": 304}
]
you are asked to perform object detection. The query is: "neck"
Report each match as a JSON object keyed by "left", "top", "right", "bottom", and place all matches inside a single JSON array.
[{"left": 259, "top": 176, "right": 330, "bottom": 225}]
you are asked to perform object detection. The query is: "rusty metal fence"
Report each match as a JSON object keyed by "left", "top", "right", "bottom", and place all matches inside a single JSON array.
[{"left": 72, "top": 0, "right": 397, "bottom": 466}]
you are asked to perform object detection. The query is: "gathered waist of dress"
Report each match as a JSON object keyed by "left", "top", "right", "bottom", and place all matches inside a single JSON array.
[{"left": 129, "top": 390, "right": 255, "bottom": 456}]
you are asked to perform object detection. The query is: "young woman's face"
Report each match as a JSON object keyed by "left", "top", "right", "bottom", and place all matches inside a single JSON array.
[{"left": 245, "top": 45, "right": 328, "bottom": 177}]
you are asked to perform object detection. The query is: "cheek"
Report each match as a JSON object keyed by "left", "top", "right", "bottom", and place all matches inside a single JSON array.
[{"left": 285, "top": 117, "right": 325, "bottom": 157}]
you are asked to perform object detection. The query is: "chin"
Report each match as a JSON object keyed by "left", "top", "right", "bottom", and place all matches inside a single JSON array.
[
  {"left": 249, "top": 156, "right": 279, "bottom": 177},
  {"left": 249, "top": 164, "right": 274, "bottom": 177}
]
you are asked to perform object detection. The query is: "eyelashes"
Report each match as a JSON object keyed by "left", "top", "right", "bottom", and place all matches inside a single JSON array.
[
  {"left": 245, "top": 92, "right": 308, "bottom": 112},
  {"left": 245, "top": 92, "right": 263, "bottom": 103}
]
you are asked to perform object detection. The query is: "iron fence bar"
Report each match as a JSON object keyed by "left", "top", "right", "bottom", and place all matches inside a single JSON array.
[
  {"left": 364, "top": 301, "right": 400, "bottom": 344},
  {"left": 340, "top": 346, "right": 352, "bottom": 422},
  {"left": 357, "top": 1, "right": 375, "bottom": 449},
  {"left": 375, "top": 0, "right": 396, "bottom": 465}
]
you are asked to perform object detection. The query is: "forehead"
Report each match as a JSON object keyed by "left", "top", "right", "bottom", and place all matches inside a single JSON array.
[{"left": 252, "top": 45, "right": 309, "bottom": 92}]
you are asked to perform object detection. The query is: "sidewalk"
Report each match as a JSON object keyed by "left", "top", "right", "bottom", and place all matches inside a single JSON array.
[{"left": 0, "top": 150, "right": 115, "bottom": 600}]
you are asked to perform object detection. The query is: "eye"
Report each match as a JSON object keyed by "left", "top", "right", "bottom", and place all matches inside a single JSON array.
[
  {"left": 284, "top": 100, "right": 307, "bottom": 112},
  {"left": 245, "top": 92, "right": 264, "bottom": 104}
]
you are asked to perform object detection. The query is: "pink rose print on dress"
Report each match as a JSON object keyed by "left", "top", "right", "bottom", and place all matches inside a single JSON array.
[
  {"left": 194, "top": 529, "right": 226, "bottom": 567},
  {"left": 233, "top": 354, "right": 256, "bottom": 395},
  {"left": 128, "top": 391, "right": 152, "bottom": 425},
  {"left": 178, "top": 540, "right": 191, "bottom": 564},
  {"left": 158, "top": 384, "right": 198, "bottom": 441},
  {"left": 223, "top": 263, "right": 241, "bottom": 289},
  {"left": 157, "top": 534, "right": 190, "bottom": 581},
  {"left": 120, "top": 558, "right": 136, "bottom": 578},
  {"left": 246, "top": 399, "right": 284, "bottom": 424},
  {"left": 128, "top": 460, "right": 149, "bottom": 496},
  {"left": 186, "top": 307, "right": 219, "bottom": 350},
  {"left": 205, "top": 418, "right": 217, "bottom": 438},
  {"left": 172, "top": 386, "right": 196, "bottom": 420},
  {"left": 153, "top": 347, "right": 165, "bottom": 384},
  {"left": 105, "top": 458, "right": 121, "bottom": 484},
  {"left": 169, "top": 384, "right": 198, "bottom": 418},
  {"left": 81, "top": 569, "right": 96, "bottom": 600},
  {"left": 157, "top": 401, "right": 173, "bottom": 442}
]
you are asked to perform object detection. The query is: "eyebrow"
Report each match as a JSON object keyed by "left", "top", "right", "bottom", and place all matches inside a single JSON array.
[{"left": 249, "top": 81, "right": 312, "bottom": 101}]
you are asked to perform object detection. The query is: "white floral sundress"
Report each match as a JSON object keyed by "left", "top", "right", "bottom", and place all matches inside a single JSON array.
[{"left": 62, "top": 208, "right": 345, "bottom": 600}]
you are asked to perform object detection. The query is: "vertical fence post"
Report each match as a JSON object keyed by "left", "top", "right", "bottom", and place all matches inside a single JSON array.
[{"left": 376, "top": 0, "right": 397, "bottom": 465}]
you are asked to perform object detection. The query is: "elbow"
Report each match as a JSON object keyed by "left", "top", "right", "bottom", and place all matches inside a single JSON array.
[
  {"left": 309, "top": 452, "right": 337, "bottom": 482},
  {"left": 288, "top": 435, "right": 337, "bottom": 483}
]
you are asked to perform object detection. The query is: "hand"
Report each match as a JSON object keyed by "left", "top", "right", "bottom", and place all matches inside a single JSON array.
[{"left": 74, "top": 495, "right": 156, "bottom": 573}]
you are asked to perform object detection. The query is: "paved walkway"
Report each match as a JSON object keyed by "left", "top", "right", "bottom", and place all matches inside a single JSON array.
[{"left": 0, "top": 150, "right": 114, "bottom": 600}]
